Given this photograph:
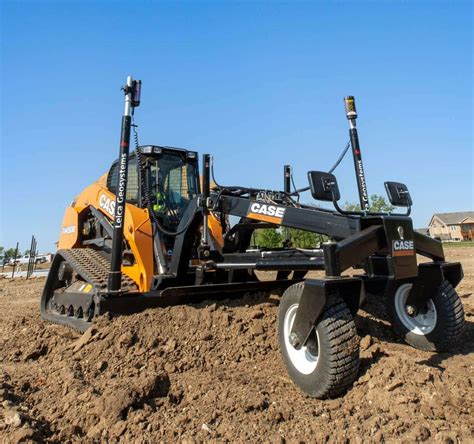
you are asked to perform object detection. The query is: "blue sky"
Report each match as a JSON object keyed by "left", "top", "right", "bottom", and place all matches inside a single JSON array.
[{"left": 1, "top": 1, "right": 472, "bottom": 253}]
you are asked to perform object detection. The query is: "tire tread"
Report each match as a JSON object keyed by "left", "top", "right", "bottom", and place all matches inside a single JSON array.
[
  {"left": 278, "top": 283, "right": 360, "bottom": 398},
  {"left": 389, "top": 280, "right": 465, "bottom": 351}
]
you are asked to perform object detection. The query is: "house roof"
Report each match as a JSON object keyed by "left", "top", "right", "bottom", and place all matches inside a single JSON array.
[
  {"left": 415, "top": 227, "right": 430, "bottom": 235},
  {"left": 430, "top": 211, "right": 474, "bottom": 226}
]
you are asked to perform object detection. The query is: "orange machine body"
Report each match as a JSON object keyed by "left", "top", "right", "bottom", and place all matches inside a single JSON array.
[
  {"left": 57, "top": 174, "right": 224, "bottom": 292},
  {"left": 58, "top": 174, "right": 154, "bottom": 292}
]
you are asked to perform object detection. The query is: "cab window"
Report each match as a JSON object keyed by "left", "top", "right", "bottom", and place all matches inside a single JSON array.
[
  {"left": 106, "top": 156, "right": 139, "bottom": 205},
  {"left": 149, "top": 153, "right": 197, "bottom": 217}
]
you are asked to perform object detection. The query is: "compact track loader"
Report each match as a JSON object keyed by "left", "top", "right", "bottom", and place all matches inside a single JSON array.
[{"left": 41, "top": 77, "right": 465, "bottom": 397}]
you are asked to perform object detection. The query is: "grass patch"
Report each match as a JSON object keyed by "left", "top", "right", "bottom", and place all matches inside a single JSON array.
[{"left": 443, "top": 241, "right": 474, "bottom": 248}]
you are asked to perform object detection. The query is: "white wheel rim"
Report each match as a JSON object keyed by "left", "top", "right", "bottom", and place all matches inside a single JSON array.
[
  {"left": 394, "top": 283, "right": 437, "bottom": 335},
  {"left": 283, "top": 304, "right": 319, "bottom": 375}
]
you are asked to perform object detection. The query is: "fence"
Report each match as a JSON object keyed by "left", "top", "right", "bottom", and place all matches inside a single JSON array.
[{"left": 2, "top": 235, "right": 45, "bottom": 278}]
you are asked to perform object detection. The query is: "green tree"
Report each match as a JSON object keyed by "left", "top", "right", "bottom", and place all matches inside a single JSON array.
[
  {"left": 253, "top": 228, "right": 282, "bottom": 248},
  {"left": 3, "top": 248, "right": 18, "bottom": 261},
  {"left": 344, "top": 194, "right": 394, "bottom": 213},
  {"left": 253, "top": 228, "right": 327, "bottom": 249},
  {"left": 289, "top": 229, "right": 318, "bottom": 248}
]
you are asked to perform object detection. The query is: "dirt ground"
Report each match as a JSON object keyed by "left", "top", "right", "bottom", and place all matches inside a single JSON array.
[{"left": 0, "top": 248, "right": 473, "bottom": 443}]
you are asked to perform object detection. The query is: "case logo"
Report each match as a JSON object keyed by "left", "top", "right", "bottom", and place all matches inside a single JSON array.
[
  {"left": 99, "top": 193, "right": 116, "bottom": 217},
  {"left": 247, "top": 202, "right": 286, "bottom": 224},
  {"left": 392, "top": 225, "right": 414, "bottom": 256},
  {"left": 62, "top": 225, "right": 76, "bottom": 234},
  {"left": 392, "top": 239, "right": 414, "bottom": 256}
]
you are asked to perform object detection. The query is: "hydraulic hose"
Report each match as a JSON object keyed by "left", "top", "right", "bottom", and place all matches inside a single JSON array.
[{"left": 328, "top": 140, "right": 351, "bottom": 174}]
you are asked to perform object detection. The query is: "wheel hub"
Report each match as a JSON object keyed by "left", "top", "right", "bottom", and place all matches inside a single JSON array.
[
  {"left": 394, "top": 283, "right": 437, "bottom": 335},
  {"left": 283, "top": 304, "right": 319, "bottom": 375}
]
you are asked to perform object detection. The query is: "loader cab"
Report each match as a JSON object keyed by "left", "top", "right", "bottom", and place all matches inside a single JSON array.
[
  {"left": 106, "top": 145, "right": 200, "bottom": 224},
  {"left": 145, "top": 146, "right": 200, "bottom": 222}
]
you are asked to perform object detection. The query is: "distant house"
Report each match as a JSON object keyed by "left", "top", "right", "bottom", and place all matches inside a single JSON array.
[
  {"left": 428, "top": 212, "right": 474, "bottom": 241},
  {"left": 414, "top": 227, "right": 430, "bottom": 236}
]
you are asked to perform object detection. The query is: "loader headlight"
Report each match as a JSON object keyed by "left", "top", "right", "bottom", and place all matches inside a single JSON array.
[{"left": 140, "top": 145, "right": 162, "bottom": 155}]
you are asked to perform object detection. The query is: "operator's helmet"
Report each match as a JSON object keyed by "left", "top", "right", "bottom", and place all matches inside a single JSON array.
[{"left": 153, "top": 191, "right": 166, "bottom": 214}]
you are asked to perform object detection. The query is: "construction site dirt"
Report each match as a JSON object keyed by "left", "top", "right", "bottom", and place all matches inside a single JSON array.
[{"left": 1, "top": 247, "right": 473, "bottom": 443}]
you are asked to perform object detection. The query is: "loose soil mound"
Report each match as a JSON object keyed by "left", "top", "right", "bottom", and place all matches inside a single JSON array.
[{"left": 1, "top": 248, "right": 473, "bottom": 442}]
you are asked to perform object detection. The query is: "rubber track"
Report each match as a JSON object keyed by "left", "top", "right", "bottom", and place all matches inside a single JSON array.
[
  {"left": 41, "top": 249, "right": 138, "bottom": 332},
  {"left": 59, "top": 249, "right": 137, "bottom": 292},
  {"left": 41, "top": 307, "right": 90, "bottom": 333}
]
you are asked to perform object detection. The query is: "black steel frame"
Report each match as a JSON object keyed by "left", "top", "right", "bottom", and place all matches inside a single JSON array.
[
  {"left": 99, "top": 83, "right": 463, "bottom": 352},
  {"left": 132, "top": 149, "right": 461, "bottom": 350}
]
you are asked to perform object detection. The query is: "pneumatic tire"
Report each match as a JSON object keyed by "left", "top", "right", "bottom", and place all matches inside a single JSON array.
[
  {"left": 388, "top": 280, "right": 465, "bottom": 351},
  {"left": 278, "top": 283, "right": 360, "bottom": 398}
]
